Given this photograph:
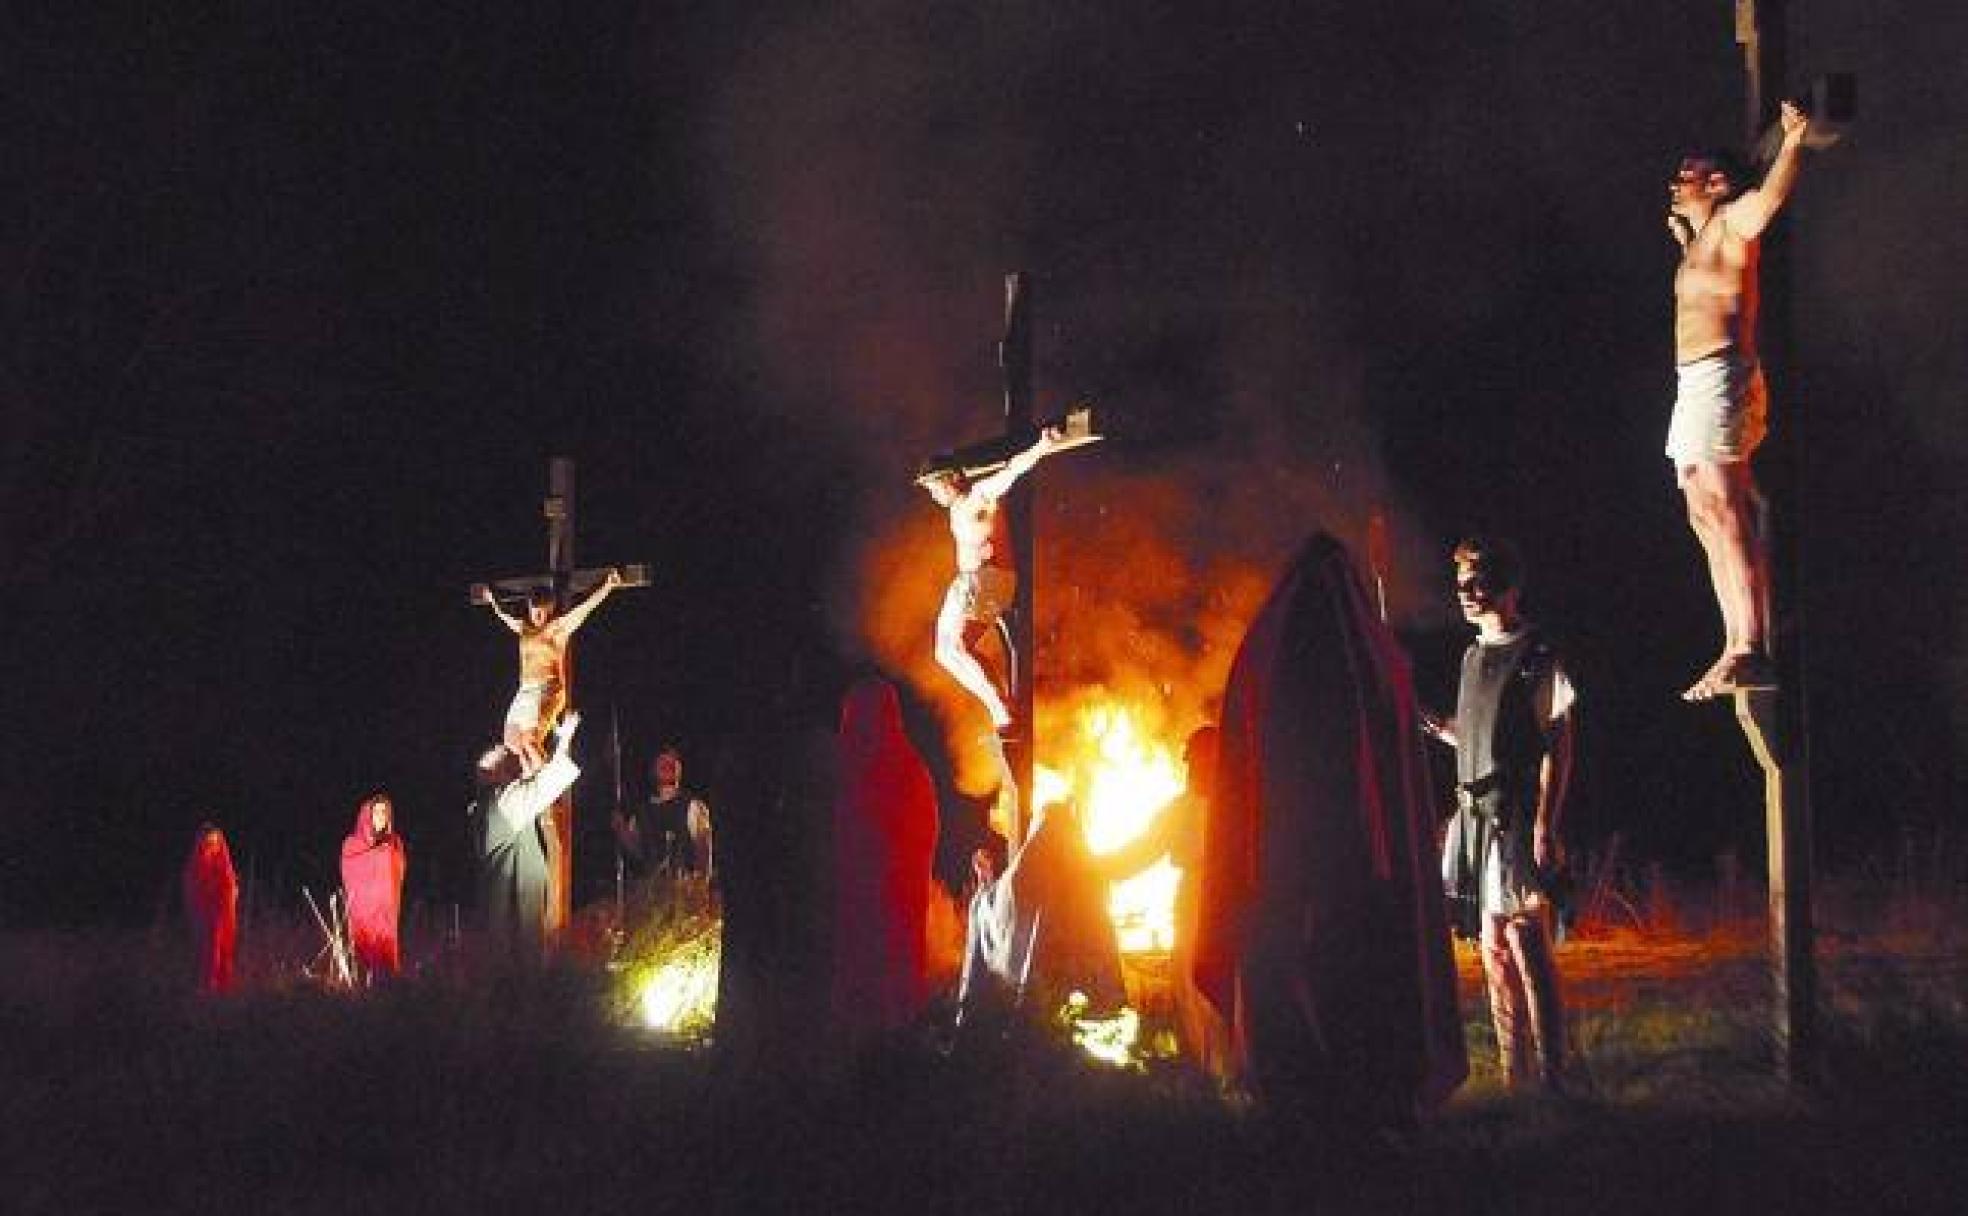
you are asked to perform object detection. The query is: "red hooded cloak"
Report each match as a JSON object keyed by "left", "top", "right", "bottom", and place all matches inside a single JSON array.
[
  {"left": 1194, "top": 533, "right": 1466, "bottom": 1125},
  {"left": 830, "top": 677, "right": 939, "bottom": 1042},
  {"left": 340, "top": 795, "right": 408, "bottom": 977},
  {"left": 183, "top": 825, "right": 239, "bottom": 994}
]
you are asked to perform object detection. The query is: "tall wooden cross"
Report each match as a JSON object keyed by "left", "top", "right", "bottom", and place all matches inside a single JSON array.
[
  {"left": 468, "top": 456, "right": 650, "bottom": 940},
  {"left": 1732, "top": 0, "right": 1852, "bottom": 1081},
  {"left": 918, "top": 274, "right": 1101, "bottom": 843}
]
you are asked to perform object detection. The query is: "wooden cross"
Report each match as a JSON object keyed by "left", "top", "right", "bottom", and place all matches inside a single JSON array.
[
  {"left": 468, "top": 456, "right": 650, "bottom": 941},
  {"left": 918, "top": 274, "right": 1102, "bottom": 843}
]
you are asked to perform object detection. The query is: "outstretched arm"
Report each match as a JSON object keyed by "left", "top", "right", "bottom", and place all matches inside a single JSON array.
[
  {"left": 1724, "top": 100, "right": 1809, "bottom": 241},
  {"left": 484, "top": 596, "right": 525, "bottom": 635},
  {"left": 554, "top": 567, "right": 625, "bottom": 635},
  {"left": 970, "top": 425, "right": 1067, "bottom": 502}
]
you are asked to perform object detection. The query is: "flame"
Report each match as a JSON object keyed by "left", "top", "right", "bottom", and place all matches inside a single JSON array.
[{"left": 1037, "top": 702, "right": 1186, "bottom": 955}]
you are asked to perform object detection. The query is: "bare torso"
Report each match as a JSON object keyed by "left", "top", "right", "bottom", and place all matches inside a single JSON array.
[
  {"left": 518, "top": 625, "right": 567, "bottom": 685},
  {"left": 1674, "top": 207, "right": 1760, "bottom": 364},
  {"left": 948, "top": 491, "right": 1009, "bottom": 572}
]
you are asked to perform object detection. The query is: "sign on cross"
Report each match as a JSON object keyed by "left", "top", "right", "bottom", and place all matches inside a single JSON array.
[{"left": 468, "top": 456, "right": 649, "bottom": 941}]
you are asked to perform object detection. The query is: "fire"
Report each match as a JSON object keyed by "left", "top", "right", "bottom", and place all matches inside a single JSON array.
[{"left": 1037, "top": 702, "right": 1186, "bottom": 955}]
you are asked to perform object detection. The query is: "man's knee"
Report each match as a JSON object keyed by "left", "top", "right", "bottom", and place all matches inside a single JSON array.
[
  {"left": 935, "top": 641, "right": 979, "bottom": 680},
  {"left": 1503, "top": 912, "right": 1552, "bottom": 959},
  {"left": 1682, "top": 484, "right": 1736, "bottom": 535}
]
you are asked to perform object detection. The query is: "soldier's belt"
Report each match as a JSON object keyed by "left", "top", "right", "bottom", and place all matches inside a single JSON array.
[{"left": 1455, "top": 771, "right": 1508, "bottom": 814}]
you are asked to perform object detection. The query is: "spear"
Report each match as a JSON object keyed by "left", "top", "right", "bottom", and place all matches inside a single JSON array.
[
  {"left": 303, "top": 886, "right": 353, "bottom": 986},
  {"left": 1365, "top": 508, "right": 1391, "bottom": 623},
  {"left": 609, "top": 704, "right": 627, "bottom": 960}
]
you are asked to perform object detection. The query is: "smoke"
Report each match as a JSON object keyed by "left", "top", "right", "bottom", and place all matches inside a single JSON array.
[{"left": 698, "top": 3, "right": 1449, "bottom": 787}]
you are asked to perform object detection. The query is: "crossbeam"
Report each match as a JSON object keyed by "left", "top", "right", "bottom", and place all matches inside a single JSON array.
[
  {"left": 469, "top": 563, "right": 652, "bottom": 607},
  {"left": 915, "top": 402, "right": 1104, "bottom": 487}
]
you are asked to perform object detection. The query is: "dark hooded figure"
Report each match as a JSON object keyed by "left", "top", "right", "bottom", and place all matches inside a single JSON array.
[
  {"left": 829, "top": 676, "right": 939, "bottom": 1045},
  {"left": 1169, "top": 724, "right": 1231, "bottom": 1074},
  {"left": 712, "top": 655, "right": 839, "bottom": 1083},
  {"left": 1194, "top": 533, "right": 1466, "bottom": 1132},
  {"left": 341, "top": 792, "right": 409, "bottom": 978},
  {"left": 958, "top": 797, "right": 1130, "bottom": 1025},
  {"left": 183, "top": 823, "right": 239, "bottom": 994}
]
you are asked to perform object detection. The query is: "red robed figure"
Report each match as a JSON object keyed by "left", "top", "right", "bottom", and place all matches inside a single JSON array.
[
  {"left": 341, "top": 793, "right": 409, "bottom": 977},
  {"left": 1194, "top": 533, "right": 1466, "bottom": 1126},
  {"left": 183, "top": 824, "right": 239, "bottom": 994},
  {"left": 830, "top": 677, "right": 939, "bottom": 1042}
]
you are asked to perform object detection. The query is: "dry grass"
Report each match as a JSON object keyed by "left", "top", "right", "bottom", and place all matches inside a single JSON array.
[{"left": 4, "top": 873, "right": 1966, "bottom": 1215}]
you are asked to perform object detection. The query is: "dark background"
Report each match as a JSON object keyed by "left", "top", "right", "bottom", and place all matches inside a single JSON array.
[{"left": 5, "top": 2, "right": 1963, "bottom": 925}]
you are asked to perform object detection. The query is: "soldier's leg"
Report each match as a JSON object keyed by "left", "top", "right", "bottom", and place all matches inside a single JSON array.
[
  {"left": 1481, "top": 913, "right": 1533, "bottom": 1087},
  {"left": 1506, "top": 907, "right": 1567, "bottom": 1088}
]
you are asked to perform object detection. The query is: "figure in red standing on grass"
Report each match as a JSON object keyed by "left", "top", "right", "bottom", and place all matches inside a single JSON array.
[
  {"left": 340, "top": 792, "right": 409, "bottom": 980},
  {"left": 829, "top": 676, "right": 939, "bottom": 1045},
  {"left": 182, "top": 822, "right": 239, "bottom": 994}
]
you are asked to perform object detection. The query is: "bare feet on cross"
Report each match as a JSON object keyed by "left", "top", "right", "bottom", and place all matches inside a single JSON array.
[{"left": 1681, "top": 651, "right": 1778, "bottom": 702}]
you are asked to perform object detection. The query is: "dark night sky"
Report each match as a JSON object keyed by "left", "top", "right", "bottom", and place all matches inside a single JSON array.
[{"left": 5, "top": 2, "right": 1965, "bottom": 925}]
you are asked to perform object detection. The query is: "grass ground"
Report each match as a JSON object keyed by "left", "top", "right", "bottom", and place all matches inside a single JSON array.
[{"left": 4, "top": 887, "right": 1964, "bottom": 1215}]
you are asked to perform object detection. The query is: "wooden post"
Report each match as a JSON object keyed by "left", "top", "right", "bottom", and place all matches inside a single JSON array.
[
  {"left": 543, "top": 458, "right": 576, "bottom": 939},
  {"left": 1734, "top": 690, "right": 1815, "bottom": 1075},
  {"left": 1735, "top": 0, "right": 1817, "bottom": 1081},
  {"left": 469, "top": 457, "right": 649, "bottom": 944},
  {"left": 999, "top": 274, "right": 1037, "bottom": 843}
]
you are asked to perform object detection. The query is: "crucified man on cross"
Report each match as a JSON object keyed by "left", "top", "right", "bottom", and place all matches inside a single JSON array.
[
  {"left": 481, "top": 567, "right": 623, "bottom": 775},
  {"left": 1664, "top": 100, "right": 1809, "bottom": 702},
  {"left": 919, "top": 425, "right": 1069, "bottom": 734}
]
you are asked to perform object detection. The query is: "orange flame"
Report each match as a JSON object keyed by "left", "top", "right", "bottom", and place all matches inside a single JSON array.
[{"left": 1037, "top": 702, "right": 1185, "bottom": 954}]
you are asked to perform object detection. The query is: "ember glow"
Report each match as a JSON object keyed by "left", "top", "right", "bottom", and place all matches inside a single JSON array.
[
  {"left": 1038, "top": 702, "right": 1186, "bottom": 955},
  {"left": 1064, "top": 991, "right": 1142, "bottom": 1069}
]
